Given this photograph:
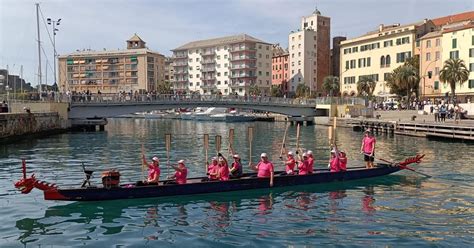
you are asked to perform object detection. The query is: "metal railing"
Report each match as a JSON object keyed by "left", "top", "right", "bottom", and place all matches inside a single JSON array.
[{"left": 1, "top": 93, "right": 365, "bottom": 107}]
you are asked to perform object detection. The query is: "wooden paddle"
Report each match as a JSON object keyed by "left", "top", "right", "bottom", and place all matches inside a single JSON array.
[
  {"left": 204, "top": 134, "right": 209, "bottom": 172},
  {"left": 165, "top": 134, "right": 171, "bottom": 176},
  {"left": 279, "top": 121, "right": 290, "bottom": 159},
  {"left": 215, "top": 135, "right": 222, "bottom": 155},
  {"left": 228, "top": 129, "right": 234, "bottom": 156},
  {"left": 141, "top": 144, "right": 146, "bottom": 181},
  {"left": 248, "top": 126, "right": 254, "bottom": 167},
  {"left": 296, "top": 123, "right": 301, "bottom": 159}
]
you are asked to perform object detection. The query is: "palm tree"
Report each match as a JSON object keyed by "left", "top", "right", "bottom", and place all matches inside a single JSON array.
[
  {"left": 296, "top": 83, "right": 310, "bottom": 98},
  {"left": 270, "top": 85, "right": 283, "bottom": 97},
  {"left": 248, "top": 83, "right": 261, "bottom": 96},
  {"left": 439, "top": 58, "right": 470, "bottom": 102},
  {"left": 356, "top": 76, "right": 376, "bottom": 97},
  {"left": 322, "top": 76, "right": 340, "bottom": 96},
  {"left": 396, "top": 65, "right": 419, "bottom": 103}
]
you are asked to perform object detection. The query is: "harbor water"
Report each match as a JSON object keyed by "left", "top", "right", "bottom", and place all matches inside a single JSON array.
[{"left": 0, "top": 119, "right": 473, "bottom": 247}]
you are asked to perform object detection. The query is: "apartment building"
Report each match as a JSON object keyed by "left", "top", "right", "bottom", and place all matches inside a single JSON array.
[
  {"left": 271, "top": 45, "right": 289, "bottom": 94},
  {"left": 288, "top": 8, "right": 330, "bottom": 96},
  {"left": 418, "top": 31, "right": 443, "bottom": 98},
  {"left": 331, "top": 36, "right": 347, "bottom": 77},
  {"left": 440, "top": 22, "right": 474, "bottom": 101},
  {"left": 58, "top": 34, "right": 165, "bottom": 93},
  {"left": 164, "top": 57, "right": 174, "bottom": 83},
  {"left": 340, "top": 20, "right": 435, "bottom": 96},
  {"left": 171, "top": 34, "right": 273, "bottom": 96}
]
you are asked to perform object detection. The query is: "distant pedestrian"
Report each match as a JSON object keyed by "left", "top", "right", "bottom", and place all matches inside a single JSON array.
[
  {"left": 1, "top": 101, "right": 8, "bottom": 113},
  {"left": 434, "top": 104, "right": 439, "bottom": 122}
]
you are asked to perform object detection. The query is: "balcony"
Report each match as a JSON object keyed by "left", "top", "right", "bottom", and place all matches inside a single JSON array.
[
  {"left": 230, "top": 55, "right": 257, "bottom": 61},
  {"left": 230, "top": 64, "right": 256, "bottom": 70},
  {"left": 201, "top": 83, "right": 217, "bottom": 90},
  {"left": 173, "top": 62, "right": 188, "bottom": 67},
  {"left": 173, "top": 53, "right": 188, "bottom": 59},
  {"left": 201, "top": 50, "right": 215, "bottom": 56},
  {"left": 200, "top": 59, "right": 216, "bottom": 65},
  {"left": 174, "top": 70, "right": 188, "bottom": 75},
  {"left": 230, "top": 45, "right": 257, "bottom": 52},
  {"left": 201, "top": 66, "right": 216, "bottom": 72},
  {"left": 230, "top": 74, "right": 257, "bottom": 79}
]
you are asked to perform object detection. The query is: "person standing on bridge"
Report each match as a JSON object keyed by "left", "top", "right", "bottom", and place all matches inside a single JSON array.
[{"left": 360, "top": 129, "right": 376, "bottom": 169}]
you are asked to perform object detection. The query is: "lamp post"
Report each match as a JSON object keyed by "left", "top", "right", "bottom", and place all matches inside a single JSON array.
[
  {"left": 47, "top": 17, "right": 61, "bottom": 91},
  {"left": 421, "top": 57, "right": 439, "bottom": 100}
]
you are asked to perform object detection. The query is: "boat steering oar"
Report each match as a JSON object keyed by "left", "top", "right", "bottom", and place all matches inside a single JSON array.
[
  {"left": 369, "top": 154, "right": 431, "bottom": 178},
  {"left": 215, "top": 135, "right": 222, "bottom": 156},
  {"left": 248, "top": 126, "right": 254, "bottom": 168}
]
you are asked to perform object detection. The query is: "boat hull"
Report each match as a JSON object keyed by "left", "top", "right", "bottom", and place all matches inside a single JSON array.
[{"left": 44, "top": 165, "right": 401, "bottom": 201}]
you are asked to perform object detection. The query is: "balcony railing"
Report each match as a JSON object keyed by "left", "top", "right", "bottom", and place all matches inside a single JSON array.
[
  {"left": 201, "top": 67, "right": 216, "bottom": 72},
  {"left": 173, "top": 54, "right": 188, "bottom": 59},
  {"left": 174, "top": 70, "right": 188, "bottom": 75},
  {"left": 173, "top": 62, "right": 188, "bottom": 67},
  {"left": 230, "top": 64, "right": 256, "bottom": 70},
  {"left": 200, "top": 59, "right": 215, "bottom": 64},
  {"left": 230, "top": 46, "right": 257, "bottom": 52},
  {"left": 230, "top": 74, "right": 257, "bottom": 79},
  {"left": 230, "top": 56, "right": 257, "bottom": 61},
  {"left": 201, "top": 50, "right": 216, "bottom": 56}
]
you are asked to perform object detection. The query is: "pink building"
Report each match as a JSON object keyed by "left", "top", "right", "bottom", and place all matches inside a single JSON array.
[
  {"left": 418, "top": 31, "right": 443, "bottom": 98},
  {"left": 272, "top": 53, "right": 289, "bottom": 94}
]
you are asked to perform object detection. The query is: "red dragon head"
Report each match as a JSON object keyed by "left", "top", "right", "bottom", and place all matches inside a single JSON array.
[{"left": 14, "top": 174, "right": 38, "bottom": 194}]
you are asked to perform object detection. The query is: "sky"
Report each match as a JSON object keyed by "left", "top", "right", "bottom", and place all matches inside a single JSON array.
[{"left": 0, "top": 0, "right": 472, "bottom": 86}]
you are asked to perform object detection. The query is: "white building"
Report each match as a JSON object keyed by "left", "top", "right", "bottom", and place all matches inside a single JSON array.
[
  {"left": 171, "top": 34, "right": 273, "bottom": 95},
  {"left": 288, "top": 8, "right": 331, "bottom": 96}
]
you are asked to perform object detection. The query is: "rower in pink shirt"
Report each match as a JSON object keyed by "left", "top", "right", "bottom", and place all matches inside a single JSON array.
[
  {"left": 298, "top": 153, "right": 310, "bottom": 175},
  {"left": 360, "top": 129, "right": 376, "bottom": 168},
  {"left": 142, "top": 155, "right": 161, "bottom": 184},
  {"left": 284, "top": 151, "right": 296, "bottom": 175},
  {"left": 307, "top": 150, "right": 314, "bottom": 174},
  {"left": 217, "top": 154, "right": 230, "bottom": 181},
  {"left": 329, "top": 148, "right": 341, "bottom": 172},
  {"left": 169, "top": 160, "right": 187, "bottom": 184},
  {"left": 207, "top": 157, "right": 219, "bottom": 180},
  {"left": 250, "top": 153, "right": 274, "bottom": 187}
]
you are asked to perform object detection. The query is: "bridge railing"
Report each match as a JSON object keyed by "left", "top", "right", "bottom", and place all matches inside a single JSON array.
[{"left": 2, "top": 93, "right": 365, "bottom": 107}]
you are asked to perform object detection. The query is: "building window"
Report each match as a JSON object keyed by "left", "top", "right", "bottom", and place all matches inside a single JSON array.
[
  {"left": 436, "top": 38, "right": 440, "bottom": 47},
  {"left": 196, "top": 74, "right": 200, "bottom": 78},
  {"left": 435, "top": 51, "right": 440, "bottom": 60},
  {"left": 298, "top": 60, "right": 301, "bottom": 65},
  {"left": 298, "top": 52, "right": 301, "bottom": 57},
  {"left": 367, "top": 57, "right": 371, "bottom": 67},
  {"left": 449, "top": 51, "right": 459, "bottom": 59},
  {"left": 345, "top": 61, "right": 349, "bottom": 69},
  {"left": 470, "top": 48, "right": 474, "bottom": 57},
  {"left": 470, "top": 63, "right": 474, "bottom": 72},
  {"left": 434, "top": 81, "right": 439, "bottom": 90},
  {"left": 224, "top": 72, "right": 228, "bottom": 76},
  {"left": 396, "top": 51, "right": 411, "bottom": 63},
  {"left": 469, "top": 80, "right": 474, "bottom": 89},
  {"left": 426, "top": 52, "right": 431, "bottom": 61},
  {"left": 386, "top": 55, "right": 391, "bottom": 66},
  {"left": 452, "top": 38, "right": 457, "bottom": 49},
  {"left": 426, "top": 40, "right": 431, "bottom": 48},
  {"left": 435, "top": 67, "right": 440, "bottom": 75}
]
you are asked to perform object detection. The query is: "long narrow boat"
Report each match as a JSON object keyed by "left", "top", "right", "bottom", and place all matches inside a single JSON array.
[{"left": 14, "top": 155, "right": 424, "bottom": 202}]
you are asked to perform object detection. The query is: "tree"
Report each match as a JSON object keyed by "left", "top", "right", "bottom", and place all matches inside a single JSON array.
[
  {"left": 248, "top": 83, "right": 261, "bottom": 96},
  {"left": 356, "top": 76, "right": 376, "bottom": 97},
  {"left": 396, "top": 65, "right": 419, "bottom": 103},
  {"left": 322, "top": 76, "right": 340, "bottom": 96},
  {"left": 295, "top": 83, "right": 310, "bottom": 98},
  {"left": 157, "top": 81, "right": 173, "bottom": 94},
  {"left": 439, "top": 58, "right": 470, "bottom": 102},
  {"left": 270, "top": 85, "right": 283, "bottom": 97}
]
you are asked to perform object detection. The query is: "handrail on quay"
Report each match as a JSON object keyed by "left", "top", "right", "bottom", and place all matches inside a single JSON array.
[{"left": 1, "top": 93, "right": 365, "bottom": 107}]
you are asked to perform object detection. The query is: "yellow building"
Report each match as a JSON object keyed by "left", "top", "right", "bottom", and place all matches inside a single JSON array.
[
  {"left": 440, "top": 22, "right": 474, "bottom": 101},
  {"left": 340, "top": 20, "right": 435, "bottom": 96},
  {"left": 58, "top": 34, "right": 165, "bottom": 93}
]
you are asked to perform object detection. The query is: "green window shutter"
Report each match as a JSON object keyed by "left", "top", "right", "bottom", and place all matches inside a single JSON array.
[
  {"left": 434, "top": 81, "right": 439, "bottom": 90},
  {"left": 67, "top": 59, "right": 74, "bottom": 65},
  {"left": 131, "top": 56, "right": 138, "bottom": 61}
]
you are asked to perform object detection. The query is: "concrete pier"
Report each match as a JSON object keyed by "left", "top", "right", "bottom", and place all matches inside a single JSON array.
[{"left": 0, "top": 112, "right": 65, "bottom": 142}]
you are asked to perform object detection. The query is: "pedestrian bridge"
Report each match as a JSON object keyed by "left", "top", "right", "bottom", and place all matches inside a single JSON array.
[{"left": 67, "top": 94, "right": 364, "bottom": 119}]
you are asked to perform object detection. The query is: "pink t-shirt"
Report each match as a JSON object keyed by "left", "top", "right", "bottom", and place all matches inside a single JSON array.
[
  {"left": 257, "top": 161, "right": 274, "bottom": 178},
  {"left": 286, "top": 158, "right": 296, "bottom": 173},
  {"left": 362, "top": 136, "right": 376, "bottom": 154},
  {"left": 175, "top": 167, "right": 187, "bottom": 184},
  {"left": 330, "top": 156, "right": 340, "bottom": 172},
  {"left": 339, "top": 155, "right": 347, "bottom": 171},
  {"left": 148, "top": 166, "right": 161, "bottom": 182},
  {"left": 219, "top": 165, "right": 230, "bottom": 181},
  {"left": 208, "top": 164, "right": 218, "bottom": 180},
  {"left": 307, "top": 157, "right": 314, "bottom": 173},
  {"left": 298, "top": 160, "right": 310, "bottom": 175}
]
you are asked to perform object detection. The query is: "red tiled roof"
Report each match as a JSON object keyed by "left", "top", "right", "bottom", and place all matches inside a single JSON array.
[
  {"left": 431, "top": 11, "right": 474, "bottom": 26},
  {"left": 442, "top": 22, "right": 474, "bottom": 34}
]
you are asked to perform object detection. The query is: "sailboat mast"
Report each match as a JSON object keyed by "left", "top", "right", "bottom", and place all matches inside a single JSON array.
[{"left": 36, "top": 3, "right": 42, "bottom": 93}]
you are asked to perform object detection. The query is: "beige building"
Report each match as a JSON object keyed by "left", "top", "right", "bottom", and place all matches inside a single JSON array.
[
  {"left": 440, "top": 22, "right": 474, "bottom": 101},
  {"left": 288, "top": 8, "right": 330, "bottom": 96},
  {"left": 164, "top": 57, "right": 174, "bottom": 83},
  {"left": 418, "top": 31, "right": 443, "bottom": 98},
  {"left": 340, "top": 20, "right": 435, "bottom": 96},
  {"left": 171, "top": 34, "right": 272, "bottom": 96},
  {"left": 58, "top": 34, "right": 165, "bottom": 93}
]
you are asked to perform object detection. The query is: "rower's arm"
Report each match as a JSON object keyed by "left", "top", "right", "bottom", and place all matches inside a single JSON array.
[{"left": 270, "top": 171, "right": 274, "bottom": 187}]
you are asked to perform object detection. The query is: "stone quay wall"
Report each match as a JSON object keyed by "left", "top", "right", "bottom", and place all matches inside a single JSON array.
[{"left": 0, "top": 112, "right": 63, "bottom": 140}]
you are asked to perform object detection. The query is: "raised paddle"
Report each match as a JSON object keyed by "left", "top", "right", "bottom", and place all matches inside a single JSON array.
[
  {"left": 165, "top": 133, "right": 171, "bottom": 176},
  {"left": 204, "top": 134, "right": 209, "bottom": 172},
  {"left": 228, "top": 129, "right": 235, "bottom": 156},
  {"left": 279, "top": 121, "right": 290, "bottom": 160},
  {"left": 141, "top": 144, "right": 146, "bottom": 181},
  {"left": 332, "top": 117, "right": 337, "bottom": 146},
  {"left": 215, "top": 135, "right": 222, "bottom": 155},
  {"left": 295, "top": 123, "right": 301, "bottom": 159},
  {"left": 248, "top": 126, "right": 254, "bottom": 168}
]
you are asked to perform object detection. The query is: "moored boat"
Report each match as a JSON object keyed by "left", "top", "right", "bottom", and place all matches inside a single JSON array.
[{"left": 14, "top": 155, "right": 425, "bottom": 202}]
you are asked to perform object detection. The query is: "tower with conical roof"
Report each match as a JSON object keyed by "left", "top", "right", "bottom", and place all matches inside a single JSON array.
[{"left": 127, "top": 33, "right": 146, "bottom": 49}]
